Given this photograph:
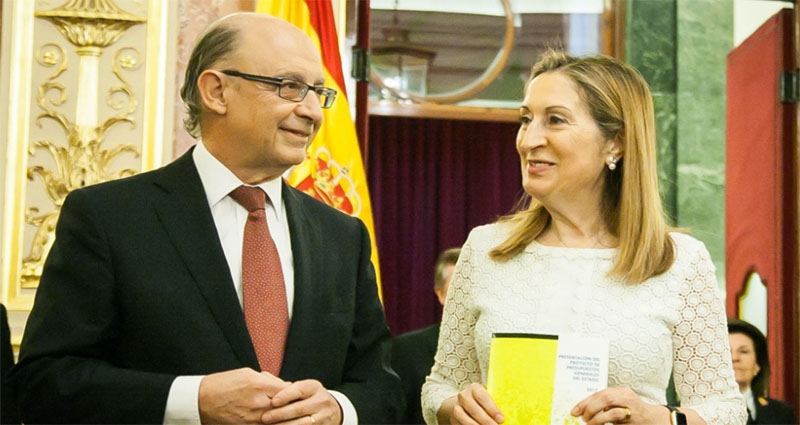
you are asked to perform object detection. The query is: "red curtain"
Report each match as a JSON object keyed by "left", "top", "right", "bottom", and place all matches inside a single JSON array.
[{"left": 367, "top": 115, "right": 522, "bottom": 335}]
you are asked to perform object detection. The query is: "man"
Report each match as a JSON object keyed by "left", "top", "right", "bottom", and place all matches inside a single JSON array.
[
  {"left": 391, "top": 247, "right": 461, "bottom": 425},
  {"left": 1, "top": 304, "right": 20, "bottom": 425},
  {"left": 12, "top": 13, "right": 403, "bottom": 425}
]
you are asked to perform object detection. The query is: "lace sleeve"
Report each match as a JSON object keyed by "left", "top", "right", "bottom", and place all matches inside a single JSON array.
[
  {"left": 421, "top": 240, "right": 483, "bottom": 425},
  {"left": 671, "top": 237, "right": 747, "bottom": 425}
]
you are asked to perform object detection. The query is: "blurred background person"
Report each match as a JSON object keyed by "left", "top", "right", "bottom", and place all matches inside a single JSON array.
[
  {"left": 421, "top": 49, "right": 746, "bottom": 425},
  {"left": 728, "top": 318, "right": 797, "bottom": 424},
  {"left": 392, "top": 247, "right": 461, "bottom": 425}
]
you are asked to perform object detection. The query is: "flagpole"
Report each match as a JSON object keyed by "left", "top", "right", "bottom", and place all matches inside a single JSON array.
[{"left": 355, "top": 0, "right": 371, "bottom": 164}]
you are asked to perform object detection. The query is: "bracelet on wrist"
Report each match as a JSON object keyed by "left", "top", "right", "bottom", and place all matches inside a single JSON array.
[{"left": 664, "top": 405, "right": 687, "bottom": 425}]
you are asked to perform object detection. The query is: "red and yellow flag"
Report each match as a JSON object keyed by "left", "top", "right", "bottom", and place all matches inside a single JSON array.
[{"left": 255, "top": 0, "right": 382, "bottom": 297}]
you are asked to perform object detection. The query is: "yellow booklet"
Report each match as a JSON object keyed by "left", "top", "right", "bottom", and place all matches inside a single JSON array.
[{"left": 486, "top": 333, "right": 609, "bottom": 425}]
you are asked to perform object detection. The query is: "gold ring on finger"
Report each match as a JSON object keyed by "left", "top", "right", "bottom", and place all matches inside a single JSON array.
[{"left": 621, "top": 407, "right": 631, "bottom": 423}]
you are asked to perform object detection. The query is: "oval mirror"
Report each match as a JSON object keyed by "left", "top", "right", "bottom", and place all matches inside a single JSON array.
[
  {"left": 368, "top": 0, "right": 609, "bottom": 107},
  {"left": 370, "top": 0, "right": 513, "bottom": 104}
]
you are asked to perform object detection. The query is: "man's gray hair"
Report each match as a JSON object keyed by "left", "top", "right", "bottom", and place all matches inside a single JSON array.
[{"left": 179, "top": 23, "right": 240, "bottom": 138}]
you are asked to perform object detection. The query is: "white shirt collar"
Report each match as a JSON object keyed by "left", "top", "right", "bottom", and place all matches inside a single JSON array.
[
  {"left": 192, "top": 140, "right": 284, "bottom": 217},
  {"left": 743, "top": 387, "right": 757, "bottom": 419}
]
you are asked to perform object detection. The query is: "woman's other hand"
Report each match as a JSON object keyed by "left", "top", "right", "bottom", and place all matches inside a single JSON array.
[
  {"left": 570, "top": 386, "right": 671, "bottom": 425},
  {"left": 437, "top": 383, "right": 505, "bottom": 425}
]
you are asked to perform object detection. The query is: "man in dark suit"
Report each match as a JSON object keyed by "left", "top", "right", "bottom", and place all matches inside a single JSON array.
[
  {"left": 1, "top": 304, "right": 20, "bottom": 425},
  {"left": 391, "top": 248, "right": 461, "bottom": 425},
  {"left": 11, "top": 13, "right": 403, "bottom": 425}
]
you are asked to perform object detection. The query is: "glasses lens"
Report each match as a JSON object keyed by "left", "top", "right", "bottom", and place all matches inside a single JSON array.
[
  {"left": 278, "top": 79, "right": 336, "bottom": 108},
  {"left": 319, "top": 89, "right": 336, "bottom": 109},
  {"left": 279, "top": 80, "right": 307, "bottom": 102}
]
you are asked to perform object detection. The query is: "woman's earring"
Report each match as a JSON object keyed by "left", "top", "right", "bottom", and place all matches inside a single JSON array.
[{"left": 608, "top": 156, "right": 617, "bottom": 171}]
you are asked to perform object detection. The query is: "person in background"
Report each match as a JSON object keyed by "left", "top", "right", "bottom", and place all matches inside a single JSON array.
[
  {"left": 1, "top": 304, "right": 20, "bottom": 425},
  {"left": 392, "top": 247, "right": 461, "bottom": 425},
  {"left": 420, "top": 49, "right": 747, "bottom": 425},
  {"left": 728, "top": 318, "right": 797, "bottom": 424},
  {"left": 11, "top": 13, "right": 402, "bottom": 424}
]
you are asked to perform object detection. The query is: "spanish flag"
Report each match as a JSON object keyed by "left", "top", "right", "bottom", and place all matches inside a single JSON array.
[{"left": 255, "top": 0, "right": 382, "bottom": 298}]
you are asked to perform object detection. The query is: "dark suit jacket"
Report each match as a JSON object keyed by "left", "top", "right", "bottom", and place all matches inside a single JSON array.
[
  {"left": 11, "top": 150, "right": 403, "bottom": 424},
  {"left": 750, "top": 396, "right": 797, "bottom": 425},
  {"left": 391, "top": 324, "right": 439, "bottom": 425},
  {"left": 1, "top": 304, "right": 20, "bottom": 425}
]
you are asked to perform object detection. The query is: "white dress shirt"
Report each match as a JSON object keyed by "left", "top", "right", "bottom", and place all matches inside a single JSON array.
[
  {"left": 743, "top": 387, "right": 757, "bottom": 420},
  {"left": 163, "top": 141, "right": 356, "bottom": 424}
]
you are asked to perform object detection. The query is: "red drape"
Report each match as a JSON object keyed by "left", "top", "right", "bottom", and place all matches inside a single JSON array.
[{"left": 367, "top": 115, "right": 523, "bottom": 335}]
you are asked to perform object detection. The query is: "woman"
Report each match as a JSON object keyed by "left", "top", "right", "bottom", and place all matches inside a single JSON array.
[
  {"left": 420, "top": 50, "right": 747, "bottom": 425},
  {"left": 728, "top": 318, "right": 797, "bottom": 424}
]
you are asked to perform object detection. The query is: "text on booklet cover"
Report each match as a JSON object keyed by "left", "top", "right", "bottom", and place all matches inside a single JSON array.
[{"left": 486, "top": 333, "right": 609, "bottom": 425}]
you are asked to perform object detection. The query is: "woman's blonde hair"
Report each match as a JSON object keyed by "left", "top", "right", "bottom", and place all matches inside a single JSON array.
[{"left": 489, "top": 49, "right": 675, "bottom": 283}]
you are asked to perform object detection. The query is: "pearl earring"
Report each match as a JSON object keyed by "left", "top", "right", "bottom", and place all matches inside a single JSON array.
[{"left": 608, "top": 156, "right": 617, "bottom": 171}]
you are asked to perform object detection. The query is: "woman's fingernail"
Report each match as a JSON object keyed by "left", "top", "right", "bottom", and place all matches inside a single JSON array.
[{"left": 495, "top": 413, "right": 505, "bottom": 423}]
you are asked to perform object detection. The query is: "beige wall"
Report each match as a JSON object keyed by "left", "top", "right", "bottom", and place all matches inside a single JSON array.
[{"left": 0, "top": 0, "right": 183, "bottom": 346}]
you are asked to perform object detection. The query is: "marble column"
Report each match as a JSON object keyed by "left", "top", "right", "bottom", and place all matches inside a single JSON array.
[
  {"left": 675, "top": 0, "right": 732, "bottom": 285},
  {"left": 626, "top": 0, "right": 733, "bottom": 286}
]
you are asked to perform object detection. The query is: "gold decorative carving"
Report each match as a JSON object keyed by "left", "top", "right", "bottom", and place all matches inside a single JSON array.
[
  {"left": 35, "top": 0, "right": 146, "bottom": 48},
  {"left": 21, "top": 1, "right": 146, "bottom": 288}
]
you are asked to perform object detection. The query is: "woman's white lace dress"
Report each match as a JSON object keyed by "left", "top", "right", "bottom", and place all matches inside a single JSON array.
[{"left": 420, "top": 223, "right": 746, "bottom": 425}]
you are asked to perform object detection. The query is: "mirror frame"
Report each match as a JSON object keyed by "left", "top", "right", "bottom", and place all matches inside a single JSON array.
[{"left": 369, "top": 0, "right": 515, "bottom": 104}]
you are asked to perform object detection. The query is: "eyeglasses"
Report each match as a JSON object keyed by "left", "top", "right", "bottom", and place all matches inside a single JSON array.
[{"left": 220, "top": 70, "right": 337, "bottom": 109}]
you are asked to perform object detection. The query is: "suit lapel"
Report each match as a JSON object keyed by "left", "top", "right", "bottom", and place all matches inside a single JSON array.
[
  {"left": 280, "top": 183, "right": 322, "bottom": 377},
  {"left": 152, "top": 150, "right": 259, "bottom": 369}
]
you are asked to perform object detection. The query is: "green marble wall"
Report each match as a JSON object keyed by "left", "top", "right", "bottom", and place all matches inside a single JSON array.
[
  {"left": 675, "top": 0, "right": 732, "bottom": 286},
  {"left": 626, "top": 0, "right": 733, "bottom": 287},
  {"left": 626, "top": 0, "right": 678, "bottom": 223}
]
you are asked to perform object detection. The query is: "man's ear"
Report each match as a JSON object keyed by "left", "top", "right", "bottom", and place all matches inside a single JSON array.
[
  {"left": 197, "top": 70, "right": 228, "bottom": 115},
  {"left": 434, "top": 287, "right": 446, "bottom": 306}
]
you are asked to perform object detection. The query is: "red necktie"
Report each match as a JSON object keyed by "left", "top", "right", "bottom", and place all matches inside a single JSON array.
[{"left": 229, "top": 185, "right": 288, "bottom": 375}]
